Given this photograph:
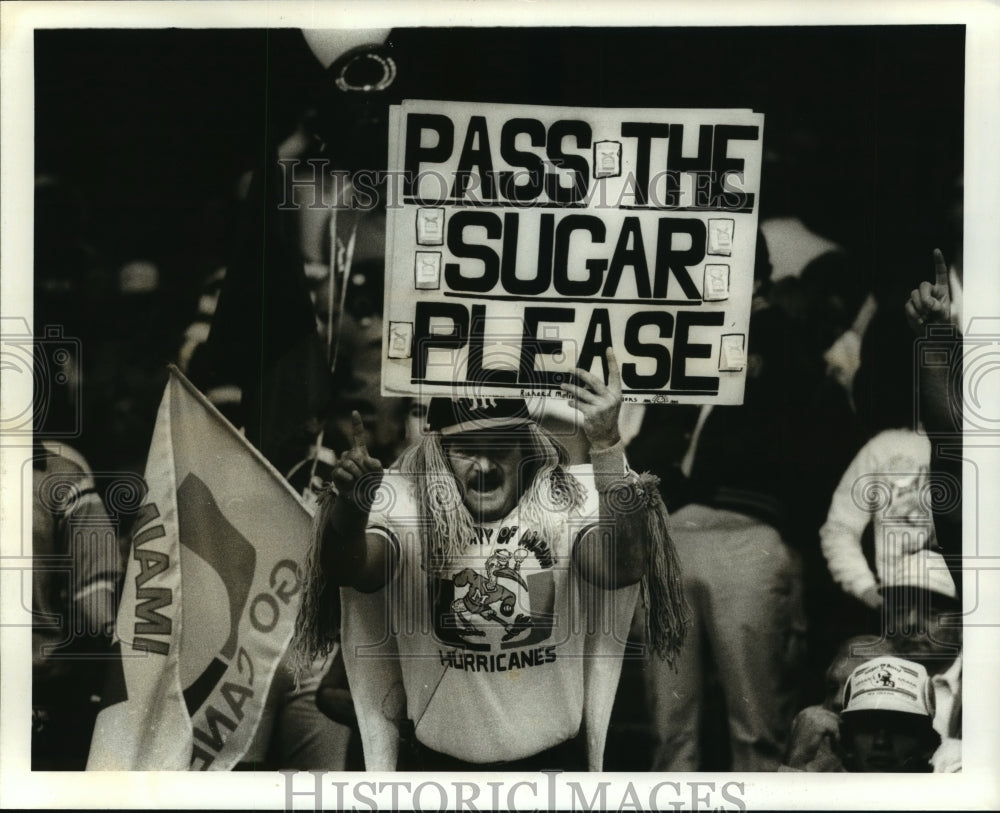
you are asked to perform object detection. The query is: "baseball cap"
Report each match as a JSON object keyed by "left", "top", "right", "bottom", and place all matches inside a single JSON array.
[
  {"left": 425, "top": 397, "right": 533, "bottom": 436},
  {"left": 842, "top": 656, "right": 936, "bottom": 719}
]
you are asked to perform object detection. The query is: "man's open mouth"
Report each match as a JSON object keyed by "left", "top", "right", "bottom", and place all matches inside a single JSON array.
[{"left": 469, "top": 470, "right": 503, "bottom": 493}]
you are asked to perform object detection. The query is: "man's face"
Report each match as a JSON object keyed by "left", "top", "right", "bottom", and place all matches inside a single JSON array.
[
  {"left": 443, "top": 430, "right": 527, "bottom": 522},
  {"left": 844, "top": 712, "right": 932, "bottom": 772}
]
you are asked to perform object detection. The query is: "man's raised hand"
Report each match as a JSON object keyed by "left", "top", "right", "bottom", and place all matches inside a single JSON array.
[
  {"left": 331, "top": 410, "right": 384, "bottom": 510},
  {"left": 560, "top": 347, "right": 623, "bottom": 451},
  {"left": 905, "top": 248, "right": 952, "bottom": 334}
]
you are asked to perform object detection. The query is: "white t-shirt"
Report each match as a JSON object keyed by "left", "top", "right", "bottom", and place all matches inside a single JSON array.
[{"left": 366, "top": 464, "right": 606, "bottom": 763}]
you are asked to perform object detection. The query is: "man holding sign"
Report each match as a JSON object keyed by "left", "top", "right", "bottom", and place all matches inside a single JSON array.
[{"left": 294, "top": 349, "right": 688, "bottom": 770}]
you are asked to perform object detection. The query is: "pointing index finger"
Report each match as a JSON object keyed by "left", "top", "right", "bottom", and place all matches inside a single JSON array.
[
  {"left": 350, "top": 410, "right": 370, "bottom": 454},
  {"left": 933, "top": 248, "right": 950, "bottom": 293}
]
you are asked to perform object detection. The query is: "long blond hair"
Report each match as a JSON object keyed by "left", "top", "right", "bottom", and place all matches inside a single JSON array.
[
  {"left": 397, "top": 424, "right": 587, "bottom": 572},
  {"left": 292, "top": 423, "right": 588, "bottom": 667}
]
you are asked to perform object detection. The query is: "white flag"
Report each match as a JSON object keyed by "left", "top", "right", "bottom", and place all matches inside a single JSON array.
[{"left": 87, "top": 366, "right": 312, "bottom": 770}]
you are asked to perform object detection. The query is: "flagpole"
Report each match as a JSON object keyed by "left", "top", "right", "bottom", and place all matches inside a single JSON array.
[
  {"left": 305, "top": 200, "right": 358, "bottom": 493},
  {"left": 166, "top": 364, "right": 313, "bottom": 513}
]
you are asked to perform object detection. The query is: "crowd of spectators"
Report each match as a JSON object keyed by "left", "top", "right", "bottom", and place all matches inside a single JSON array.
[{"left": 30, "top": 27, "right": 965, "bottom": 773}]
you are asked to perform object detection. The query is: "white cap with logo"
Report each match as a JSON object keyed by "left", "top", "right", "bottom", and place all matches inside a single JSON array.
[{"left": 842, "top": 656, "right": 936, "bottom": 718}]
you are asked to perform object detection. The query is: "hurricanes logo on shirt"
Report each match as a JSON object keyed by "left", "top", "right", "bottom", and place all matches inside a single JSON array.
[
  {"left": 448, "top": 549, "right": 533, "bottom": 643},
  {"left": 433, "top": 537, "right": 557, "bottom": 653}
]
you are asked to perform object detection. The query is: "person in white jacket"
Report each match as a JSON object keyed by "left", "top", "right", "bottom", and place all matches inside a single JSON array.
[{"left": 819, "top": 427, "right": 956, "bottom": 612}]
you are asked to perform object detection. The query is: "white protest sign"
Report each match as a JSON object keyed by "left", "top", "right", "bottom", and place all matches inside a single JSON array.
[{"left": 382, "top": 100, "right": 764, "bottom": 404}]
